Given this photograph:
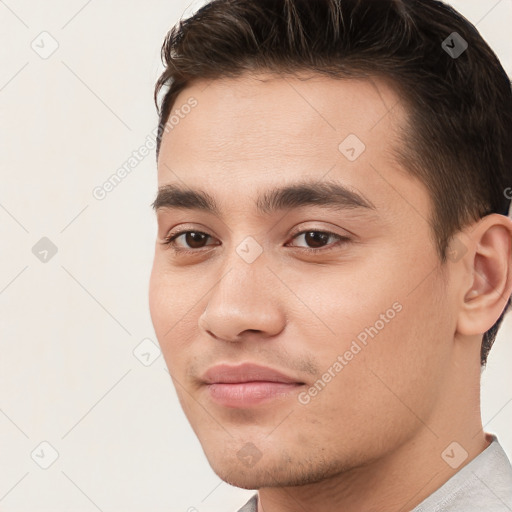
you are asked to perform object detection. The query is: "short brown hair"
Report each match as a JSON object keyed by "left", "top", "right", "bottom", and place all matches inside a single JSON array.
[{"left": 154, "top": 0, "right": 512, "bottom": 367}]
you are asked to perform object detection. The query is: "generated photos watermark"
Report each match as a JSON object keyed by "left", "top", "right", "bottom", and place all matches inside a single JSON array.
[
  {"left": 298, "top": 301, "right": 403, "bottom": 405},
  {"left": 92, "top": 97, "right": 198, "bottom": 201}
]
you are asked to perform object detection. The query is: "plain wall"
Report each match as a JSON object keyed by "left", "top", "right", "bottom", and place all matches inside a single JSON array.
[{"left": 0, "top": 0, "right": 510, "bottom": 510}]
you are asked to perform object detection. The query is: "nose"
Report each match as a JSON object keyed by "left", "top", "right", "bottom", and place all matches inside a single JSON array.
[{"left": 197, "top": 260, "right": 287, "bottom": 343}]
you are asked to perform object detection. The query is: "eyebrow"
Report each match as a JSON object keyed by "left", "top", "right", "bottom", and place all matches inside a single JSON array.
[{"left": 151, "top": 180, "right": 376, "bottom": 217}]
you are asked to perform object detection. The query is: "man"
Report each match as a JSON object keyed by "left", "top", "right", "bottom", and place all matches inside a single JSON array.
[{"left": 148, "top": 0, "right": 512, "bottom": 510}]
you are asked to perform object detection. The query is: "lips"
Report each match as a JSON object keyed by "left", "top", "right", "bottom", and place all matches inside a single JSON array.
[
  {"left": 201, "top": 363, "right": 304, "bottom": 408},
  {"left": 201, "top": 363, "right": 303, "bottom": 384}
]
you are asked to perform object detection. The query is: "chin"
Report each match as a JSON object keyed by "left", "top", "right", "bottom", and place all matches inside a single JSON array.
[
  {"left": 206, "top": 449, "right": 348, "bottom": 490},
  {"left": 210, "top": 462, "right": 270, "bottom": 489},
  {"left": 203, "top": 446, "right": 288, "bottom": 489}
]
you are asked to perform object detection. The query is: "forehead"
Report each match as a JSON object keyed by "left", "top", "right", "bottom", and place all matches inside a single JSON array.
[
  {"left": 156, "top": 72, "right": 428, "bottom": 221},
  {"left": 160, "top": 72, "right": 404, "bottom": 162}
]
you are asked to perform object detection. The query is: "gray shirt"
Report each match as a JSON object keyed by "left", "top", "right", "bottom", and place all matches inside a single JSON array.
[{"left": 235, "top": 435, "right": 512, "bottom": 511}]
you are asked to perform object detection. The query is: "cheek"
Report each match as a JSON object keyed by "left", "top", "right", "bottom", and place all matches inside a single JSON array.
[
  {"left": 290, "top": 263, "right": 452, "bottom": 433},
  {"left": 149, "top": 261, "right": 179, "bottom": 357},
  {"left": 148, "top": 261, "right": 168, "bottom": 335},
  {"left": 148, "top": 259, "right": 205, "bottom": 367},
  {"left": 149, "top": 256, "right": 192, "bottom": 330},
  {"left": 290, "top": 305, "right": 450, "bottom": 460}
]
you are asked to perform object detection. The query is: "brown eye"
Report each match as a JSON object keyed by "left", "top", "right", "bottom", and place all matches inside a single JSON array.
[
  {"left": 181, "top": 232, "right": 209, "bottom": 249},
  {"left": 302, "top": 231, "right": 330, "bottom": 248},
  {"left": 163, "top": 230, "right": 216, "bottom": 252},
  {"left": 289, "top": 230, "right": 349, "bottom": 252},
  {"left": 162, "top": 228, "right": 350, "bottom": 256}
]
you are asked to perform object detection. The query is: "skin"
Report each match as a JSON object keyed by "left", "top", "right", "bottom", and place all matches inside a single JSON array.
[{"left": 149, "top": 73, "right": 512, "bottom": 512}]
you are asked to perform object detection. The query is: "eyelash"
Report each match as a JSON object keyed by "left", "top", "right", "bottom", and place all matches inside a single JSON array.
[{"left": 160, "top": 228, "right": 351, "bottom": 255}]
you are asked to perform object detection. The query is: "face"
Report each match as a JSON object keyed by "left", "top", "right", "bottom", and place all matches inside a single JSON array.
[{"left": 149, "top": 73, "right": 457, "bottom": 489}]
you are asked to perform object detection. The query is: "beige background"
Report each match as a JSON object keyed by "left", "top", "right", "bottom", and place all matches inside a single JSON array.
[{"left": 0, "top": 0, "right": 510, "bottom": 510}]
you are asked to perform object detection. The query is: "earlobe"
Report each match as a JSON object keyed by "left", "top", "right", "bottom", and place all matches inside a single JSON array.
[{"left": 456, "top": 215, "right": 512, "bottom": 336}]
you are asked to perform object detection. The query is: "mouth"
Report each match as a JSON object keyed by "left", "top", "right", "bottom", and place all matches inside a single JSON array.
[{"left": 201, "top": 363, "right": 305, "bottom": 408}]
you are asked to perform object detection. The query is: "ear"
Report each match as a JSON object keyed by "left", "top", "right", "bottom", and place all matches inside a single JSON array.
[{"left": 456, "top": 214, "right": 512, "bottom": 336}]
